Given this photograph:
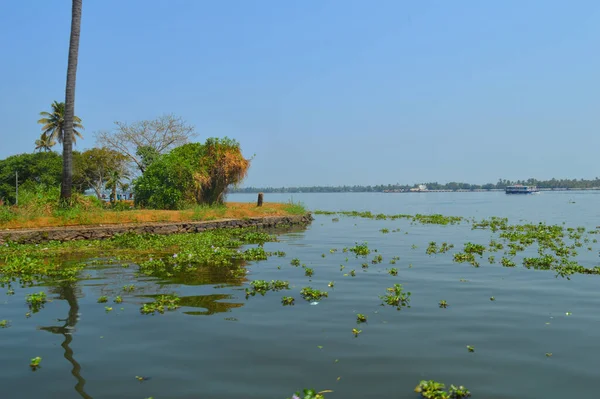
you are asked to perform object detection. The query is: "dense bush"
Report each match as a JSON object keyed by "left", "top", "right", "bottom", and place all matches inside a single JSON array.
[
  {"left": 133, "top": 138, "right": 250, "bottom": 209},
  {"left": 0, "top": 152, "right": 63, "bottom": 204}
]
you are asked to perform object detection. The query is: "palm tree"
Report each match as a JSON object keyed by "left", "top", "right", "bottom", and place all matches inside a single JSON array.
[
  {"left": 34, "top": 132, "right": 57, "bottom": 152},
  {"left": 106, "top": 168, "right": 129, "bottom": 203},
  {"left": 61, "top": 0, "right": 83, "bottom": 203},
  {"left": 37, "top": 101, "right": 84, "bottom": 145}
]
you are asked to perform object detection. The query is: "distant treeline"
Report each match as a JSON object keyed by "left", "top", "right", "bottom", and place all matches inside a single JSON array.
[{"left": 231, "top": 178, "right": 600, "bottom": 193}]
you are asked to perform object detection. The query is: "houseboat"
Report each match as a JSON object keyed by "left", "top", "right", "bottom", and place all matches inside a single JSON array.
[{"left": 505, "top": 185, "right": 539, "bottom": 194}]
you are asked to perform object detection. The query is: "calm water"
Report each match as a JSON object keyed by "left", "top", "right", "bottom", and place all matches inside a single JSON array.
[{"left": 2, "top": 192, "right": 600, "bottom": 399}]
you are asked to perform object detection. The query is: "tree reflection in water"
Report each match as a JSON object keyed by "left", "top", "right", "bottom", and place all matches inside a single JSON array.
[{"left": 39, "top": 282, "right": 93, "bottom": 399}]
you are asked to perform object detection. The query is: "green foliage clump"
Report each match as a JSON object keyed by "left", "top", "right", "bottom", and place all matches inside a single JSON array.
[
  {"left": 140, "top": 295, "right": 181, "bottom": 315},
  {"left": 300, "top": 287, "right": 328, "bottom": 302},
  {"left": 133, "top": 138, "right": 250, "bottom": 209},
  {"left": 415, "top": 380, "right": 471, "bottom": 398},
  {"left": 0, "top": 152, "right": 63, "bottom": 204},
  {"left": 245, "top": 280, "right": 290, "bottom": 297},
  {"left": 26, "top": 292, "right": 47, "bottom": 313},
  {"left": 380, "top": 284, "right": 411, "bottom": 310}
]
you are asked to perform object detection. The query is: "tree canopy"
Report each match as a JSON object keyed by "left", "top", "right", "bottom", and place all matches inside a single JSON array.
[
  {"left": 37, "top": 101, "right": 84, "bottom": 145},
  {"left": 133, "top": 138, "right": 250, "bottom": 209},
  {"left": 75, "top": 148, "right": 129, "bottom": 200},
  {"left": 0, "top": 152, "right": 63, "bottom": 203},
  {"left": 96, "top": 114, "right": 196, "bottom": 173}
]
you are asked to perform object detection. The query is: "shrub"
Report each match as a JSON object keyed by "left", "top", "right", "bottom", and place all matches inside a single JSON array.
[{"left": 133, "top": 138, "right": 250, "bottom": 209}]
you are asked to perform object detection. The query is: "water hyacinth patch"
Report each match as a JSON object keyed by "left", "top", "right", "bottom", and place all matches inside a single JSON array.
[
  {"left": 380, "top": 284, "right": 411, "bottom": 310},
  {"left": 26, "top": 292, "right": 47, "bottom": 313},
  {"left": 415, "top": 380, "right": 471, "bottom": 399},
  {"left": 140, "top": 295, "right": 181, "bottom": 315},
  {"left": 300, "top": 287, "right": 328, "bottom": 302},
  {"left": 348, "top": 242, "right": 370, "bottom": 257},
  {"left": 287, "top": 389, "right": 331, "bottom": 399},
  {"left": 281, "top": 296, "right": 295, "bottom": 306},
  {"left": 30, "top": 357, "right": 42, "bottom": 371},
  {"left": 246, "top": 280, "right": 290, "bottom": 297}
]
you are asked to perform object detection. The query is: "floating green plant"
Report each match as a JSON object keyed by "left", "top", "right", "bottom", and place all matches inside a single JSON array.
[
  {"left": 426, "top": 242, "right": 454, "bottom": 255},
  {"left": 349, "top": 270, "right": 356, "bottom": 277},
  {"left": 30, "top": 356, "right": 42, "bottom": 371},
  {"left": 105, "top": 306, "right": 113, "bottom": 312},
  {"left": 290, "top": 258, "right": 301, "bottom": 267},
  {"left": 348, "top": 242, "right": 370, "bottom": 257},
  {"left": 371, "top": 254, "right": 383, "bottom": 264},
  {"left": 439, "top": 300, "right": 448, "bottom": 308},
  {"left": 356, "top": 314, "right": 367, "bottom": 323},
  {"left": 114, "top": 296, "right": 123, "bottom": 304},
  {"left": 26, "top": 292, "right": 47, "bottom": 313},
  {"left": 140, "top": 295, "right": 181, "bottom": 315},
  {"left": 0, "top": 320, "right": 9, "bottom": 328},
  {"left": 328, "top": 281, "right": 335, "bottom": 288},
  {"left": 281, "top": 296, "right": 295, "bottom": 306},
  {"left": 246, "top": 280, "right": 290, "bottom": 297},
  {"left": 380, "top": 228, "right": 389, "bottom": 233},
  {"left": 352, "top": 328, "right": 362, "bottom": 337},
  {"left": 467, "top": 345, "right": 475, "bottom": 352},
  {"left": 300, "top": 287, "right": 328, "bottom": 302},
  {"left": 415, "top": 380, "right": 471, "bottom": 399},
  {"left": 97, "top": 296, "right": 108, "bottom": 303},
  {"left": 287, "top": 389, "right": 332, "bottom": 399},
  {"left": 380, "top": 284, "right": 411, "bottom": 310},
  {"left": 122, "top": 285, "right": 135, "bottom": 292},
  {"left": 305, "top": 268, "right": 314, "bottom": 277},
  {"left": 388, "top": 268, "right": 398, "bottom": 276}
]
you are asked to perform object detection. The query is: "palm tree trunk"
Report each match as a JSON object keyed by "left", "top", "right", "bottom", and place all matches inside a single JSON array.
[{"left": 61, "top": 0, "right": 83, "bottom": 204}]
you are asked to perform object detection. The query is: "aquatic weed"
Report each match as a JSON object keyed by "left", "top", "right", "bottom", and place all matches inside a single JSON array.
[
  {"left": 300, "top": 287, "right": 328, "bottom": 302},
  {"left": 380, "top": 284, "right": 411, "bottom": 310},
  {"left": 140, "top": 295, "right": 181, "bottom": 315}
]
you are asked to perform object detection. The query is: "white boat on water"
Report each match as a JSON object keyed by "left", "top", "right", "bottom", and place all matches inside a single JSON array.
[{"left": 505, "top": 185, "right": 539, "bottom": 194}]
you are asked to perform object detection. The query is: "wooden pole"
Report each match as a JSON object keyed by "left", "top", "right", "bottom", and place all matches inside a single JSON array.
[{"left": 257, "top": 192, "right": 264, "bottom": 207}]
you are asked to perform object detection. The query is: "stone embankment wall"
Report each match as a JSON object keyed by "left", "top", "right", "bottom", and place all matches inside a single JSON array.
[{"left": 0, "top": 214, "right": 313, "bottom": 245}]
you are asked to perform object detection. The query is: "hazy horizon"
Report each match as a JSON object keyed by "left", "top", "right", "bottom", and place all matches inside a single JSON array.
[{"left": 2, "top": 1, "right": 599, "bottom": 187}]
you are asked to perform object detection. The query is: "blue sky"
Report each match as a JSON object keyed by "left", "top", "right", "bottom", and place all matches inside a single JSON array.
[{"left": 1, "top": 1, "right": 599, "bottom": 187}]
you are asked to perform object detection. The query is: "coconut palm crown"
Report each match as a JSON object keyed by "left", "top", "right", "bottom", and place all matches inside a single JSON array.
[
  {"left": 34, "top": 132, "right": 57, "bottom": 152},
  {"left": 37, "top": 101, "right": 84, "bottom": 145}
]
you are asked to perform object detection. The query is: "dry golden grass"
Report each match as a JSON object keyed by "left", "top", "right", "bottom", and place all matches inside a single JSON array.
[{"left": 1, "top": 202, "right": 299, "bottom": 230}]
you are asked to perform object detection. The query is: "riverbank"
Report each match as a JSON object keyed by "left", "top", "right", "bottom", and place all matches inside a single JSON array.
[
  {"left": 0, "top": 213, "right": 313, "bottom": 244},
  {"left": 0, "top": 201, "right": 304, "bottom": 229}
]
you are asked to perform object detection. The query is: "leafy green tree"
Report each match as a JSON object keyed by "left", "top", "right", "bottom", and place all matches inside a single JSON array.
[
  {"left": 34, "top": 133, "right": 57, "bottom": 152},
  {"left": 37, "top": 101, "right": 84, "bottom": 145},
  {"left": 133, "top": 138, "right": 249, "bottom": 209},
  {"left": 0, "top": 152, "right": 63, "bottom": 204},
  {"left": 136, "top": 145, "right": 160, "bottom": 172},
  {"left": 77, "top": 148, "right": 128, "bottom": 200}
]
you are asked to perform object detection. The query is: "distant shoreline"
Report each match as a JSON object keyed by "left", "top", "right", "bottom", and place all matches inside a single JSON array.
[{"left": 231, "top": 188, "right": 600, "bottom": 194}]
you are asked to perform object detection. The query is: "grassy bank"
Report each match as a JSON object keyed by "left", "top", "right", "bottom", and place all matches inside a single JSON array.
[{"left": 0, "top": 189, "right": 306, "bottom": 229}]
